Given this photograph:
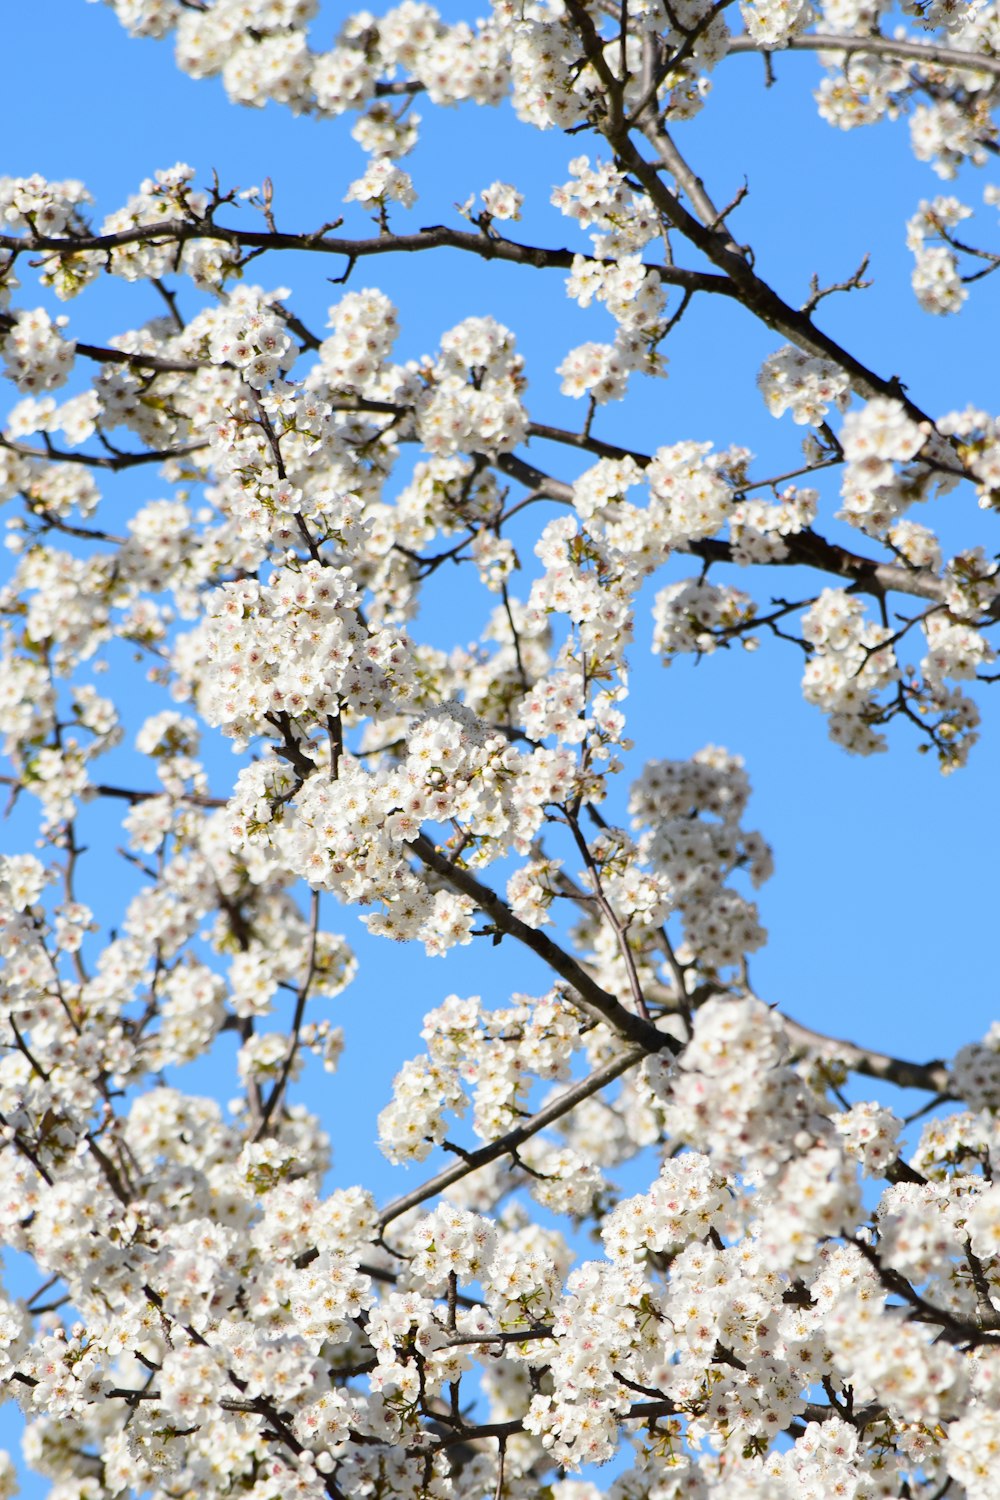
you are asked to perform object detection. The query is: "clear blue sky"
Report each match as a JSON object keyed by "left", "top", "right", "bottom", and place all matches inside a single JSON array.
[{"left": 3, "top": 0, "right": 1000, "bottom": 1483}]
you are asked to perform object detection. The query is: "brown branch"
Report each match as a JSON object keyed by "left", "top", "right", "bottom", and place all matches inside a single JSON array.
[
  {"left": 781, "top": 1012, "right": 952, "bottom": 1096},
  {"left": 4, "top": 394, "right": 953, "bottom": 610},
  {"left": 427, "top": 1392, "right": 681, "bottom": 1461},
  {"left": 581, "top": 953, "right": 952, "bottom": 1098},
  {"left": 0, "top": 776, "right": 227, "bottom": 809},
  {"left": 0, "top": 311, "right": 200, "bottom": 375},
  {"left": 728, "top": 31, "right": 1000, "bottom": 79},
  {"left": 851, "top": 1235, "right": 1000, "bottom": 1345},
  {"left": 2, "top": 220, "right": 736, "bottom": 299},
  {"left": 497, "top": 447, "right": 949, "bottom": 607},
  {"left": 494, "top": 451, "right": 575, "bottom": 504},
  {"left": 254, "top": 887, "right": 322, "bottom": 1138},
  {"left": 561, "top": 805, "right": 651, "bottom": 1021},
  {"left": 596, "top": 102, "right": 949, "bottom": 428},
  {"left": 526, "top": 420, "right": 647, "bottom": 463},
  {"left": 410, "top": 833, "right": 668, "bottom": 1053},
  {"left": 0, "top": 433, "right": 204, "bottom": 472},
  {"left": 628, "top": 0, "right": 739, "bottom": 123},
  {"left": 379, "top": 1044, "right": 646, "bottom": 1227}
]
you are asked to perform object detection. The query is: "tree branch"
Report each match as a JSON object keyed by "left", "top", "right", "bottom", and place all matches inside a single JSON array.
[
  {"left": 410, "top": 834, "right": 669, "bottom": 1053},
  {"left": 1, "top": 221, "right": 736, "bottom": 299},
  {"left": 379, "top": 1045, "right": 646, "bottom": 1227},
  {"left": 781, "top": 1012, "right": 952, "bottom": 1096},
  {"left": 728, "top": 31, "right": 1000, "bottom": 80},
  {"left": 600, "top": 111, "right": 949, "bottom": 430}
]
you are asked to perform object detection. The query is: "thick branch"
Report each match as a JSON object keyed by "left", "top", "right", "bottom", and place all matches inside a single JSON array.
[
  {"left": 410, "top": 834, "right": 669, "bottom": 1053},
  {"left": 571, "top": 947, "right": 952, "bottom": 1099},
  {"left": 782, "top": 1013, "right": 952, "bottom": 1096}
]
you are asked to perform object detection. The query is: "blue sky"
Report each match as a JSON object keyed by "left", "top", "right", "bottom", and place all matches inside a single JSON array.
[{"left": 3, "top": 0, "right": 1000, "bottom": 1485}]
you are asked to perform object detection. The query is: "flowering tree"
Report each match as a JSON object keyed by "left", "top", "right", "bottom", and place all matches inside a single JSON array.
[{"left": 5, "top": 0, "right": 1000, "bottom": 1496}]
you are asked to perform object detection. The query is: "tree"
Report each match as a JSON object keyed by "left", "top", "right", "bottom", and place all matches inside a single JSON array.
[{"left": 3, "top": 0, "right": 1000, "bottom": 1495}]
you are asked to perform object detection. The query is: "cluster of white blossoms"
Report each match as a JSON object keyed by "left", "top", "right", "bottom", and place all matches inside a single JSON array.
[
  {"left": 834, "top": 1099, "right": 903, "bottom": 1176},
  {"left": 415, "top": 315, "right": 528, "bottom": 456},
  {"left": 627, "top": 750, "right": 771, "bottom": 973},
  {"left": 800, "top": 587, "right": 899, "bottom": 754},
  {"left": 729, "top": 485, "right": 818, "bottom": 564},
  {"left": 256, "top": 690, "right": 602, "bottom": 953},
  {"left": 553, "top": 162, "right": 668, "bottom": 400},
  {"left": 557, "top": 334, "right": 657, "bottom": 404},
  {"left": 7, "top": 0, "right": 1000, "bottom": 1497},
  {"left": 0, "top": 172, "right": 91, "bottom": 235},
  {"left": 205, "top": 286, "right": 295, "bottom": 390},
  {"left": 20, "top": 164, "right": 236, "bottom": 297},
  {"left": 922, "top": 610, "right": 995, "bottom": 684},
  {"left": 757, "top": 345, "right": 850, "bottom": 425},
  {"left": 478, "top": 180, "right": 523, "bottom": 220},
  {"left": 379, "top": 988, "right": 580, "bottom": 1160},
  {"left": 568, "top": 254, "right": 666, "bottom": 328},
  {"left": 740, "top": 0, "right": 815, "bottom": 49},
  {"left": 0, "top": 307, "right": 76, "bottom": 393},
  {"left": 906, "top": 194, "right": 972, "bottom": 314},
  {"left": 647, "top": 439, "right": 744, "bottom": 544},
  {"left": 652, "top": 577, "right": 758, "bottom": 656},
  {"left": 521, "top": 516, "right": 635, "bottom": 736},
  {"left": 938, "top": 404, "right": 1000, "bottom": 510},
  {"left": 551, "top": 157, "right": 659, "bottom": 257},
  {"left": 911, "top": 97, "right": 993, "bottom": 180},
  {"left": 837, "top": 396, "right": 930, "bottom": 534},
  {"left": 656, "top": 996, "right": 823, "bottom": 1177},
  {"left": 602, "top": 1151, "right": 728, "bottom": 1259},
  {"left": 949, "top": 1026, "right": 1000, "bottom": 1111},
  {"left": 344, "top": 157, "right": 417, "bottom": 213}
]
